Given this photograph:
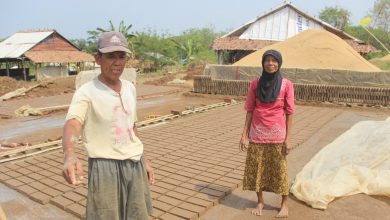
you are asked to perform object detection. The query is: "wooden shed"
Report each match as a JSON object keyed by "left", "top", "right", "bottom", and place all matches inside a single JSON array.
[
  {"left": 0, "top": 29, "right": 95, "bottom": 80},
  {"left": 212, "top": 2, "right": 379, "bottom": 64}
]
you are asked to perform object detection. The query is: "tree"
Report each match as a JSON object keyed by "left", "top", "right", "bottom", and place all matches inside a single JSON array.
[
  {"left": 87, "top": 20, "right": 136, "bottom": 54},
  {"left": 371, "top": 0, "right": 390, "bottom": 31},
  {"left": 319, "top": 6, "right": 351, "bottom": 30}
]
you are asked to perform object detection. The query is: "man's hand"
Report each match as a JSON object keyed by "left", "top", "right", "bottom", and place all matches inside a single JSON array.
[
  {"left": 63, "top": 156, "right": 84, "bottom": 185},
  {"left": 144, "top": 158, "right": 155, "bottom": 185}
]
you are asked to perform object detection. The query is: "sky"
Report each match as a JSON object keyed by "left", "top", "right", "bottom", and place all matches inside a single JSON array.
[{"left": 0, "top": 0, "right": 376, "bottom": 40}]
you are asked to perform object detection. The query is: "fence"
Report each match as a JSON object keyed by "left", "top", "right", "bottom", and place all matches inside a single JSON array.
[{"left": 194, "top": 75, "right": 390, "bottom": 106}]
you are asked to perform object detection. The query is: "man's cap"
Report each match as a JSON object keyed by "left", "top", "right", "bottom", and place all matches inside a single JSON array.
[{"left": 97, "top": 31, "right": 131, "bottom": 54}]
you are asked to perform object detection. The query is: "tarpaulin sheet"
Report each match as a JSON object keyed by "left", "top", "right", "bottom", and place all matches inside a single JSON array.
[{"left": 290, "top": 118, "right": 390, "bottom": 209}]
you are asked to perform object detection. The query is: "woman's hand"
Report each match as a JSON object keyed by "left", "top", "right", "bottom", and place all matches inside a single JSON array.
[
  {"left": 239, "top": 135, "right": 248, "bottom": 152},
  {"left": 284, "top": 138, "right": 292, "bottom": 155}
]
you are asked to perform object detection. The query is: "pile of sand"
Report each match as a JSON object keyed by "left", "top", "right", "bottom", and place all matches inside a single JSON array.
[{"left": 234, "top": 29, "right": 381, "bottom": 72}]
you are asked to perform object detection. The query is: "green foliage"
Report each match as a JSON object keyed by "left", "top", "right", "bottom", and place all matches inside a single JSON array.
[
  {"left": 319, "top": 6, "right": 351, "bottom": 30},
  {"left": 70, "top": 38, "right": 97, "bottom": 54},
  {"left": 345, "top": 25, "right": 390, "bottom": 52},
  {"left": 86, "top": 22, "right": 224, "bottom": 71},
  {"left": 169, "top": 27, "right": 225, "bottom": 65}
]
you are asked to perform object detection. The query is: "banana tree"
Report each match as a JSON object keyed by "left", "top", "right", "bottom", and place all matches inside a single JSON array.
[{"left": 170, "top": 38, "right": 198, "bottom": 65}]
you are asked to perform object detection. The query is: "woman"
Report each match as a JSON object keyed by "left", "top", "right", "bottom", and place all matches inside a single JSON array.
[{"left": 239, "top": 49, "right": 294, "bottom": 218}]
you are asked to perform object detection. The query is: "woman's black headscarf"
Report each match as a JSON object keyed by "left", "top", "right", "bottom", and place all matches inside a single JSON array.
[{"left": 257, "top": 49, "right": 283, "bottom": 103}]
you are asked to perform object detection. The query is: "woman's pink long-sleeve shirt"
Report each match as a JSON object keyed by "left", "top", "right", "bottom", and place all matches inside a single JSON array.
[{"left": 244, "top": 78, "right": 295, "bottom": 143}]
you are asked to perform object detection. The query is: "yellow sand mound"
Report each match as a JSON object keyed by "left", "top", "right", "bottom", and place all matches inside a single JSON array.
[{"left": 234, "top": 29, "right": 381, "bottom": 72}]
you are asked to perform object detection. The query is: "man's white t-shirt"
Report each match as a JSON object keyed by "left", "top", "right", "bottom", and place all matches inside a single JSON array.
[{"left": 66, "top": 78, "right": 143, "bottom": 161}]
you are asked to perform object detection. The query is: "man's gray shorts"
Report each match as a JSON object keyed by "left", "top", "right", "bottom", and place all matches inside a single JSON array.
[{"left": 86, "top": 158, "right": 153, "bottom": 220}]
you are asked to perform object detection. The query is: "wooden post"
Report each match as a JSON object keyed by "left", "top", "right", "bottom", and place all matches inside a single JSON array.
[
  {"left": 22, "top": 59, "right": 27, "bottom": 81},
  {"left": 218, "top": 50, "right": 224, "bottom": 65},
  {"left": 6, "top": 60, "right": 10, "bottom": 77}
]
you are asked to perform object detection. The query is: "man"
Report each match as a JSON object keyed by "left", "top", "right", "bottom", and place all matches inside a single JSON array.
[{"left": 62, "top": 31, "right": 154, "bottom": 220}]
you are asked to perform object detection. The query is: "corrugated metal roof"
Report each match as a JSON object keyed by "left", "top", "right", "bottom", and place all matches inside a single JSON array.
[{"left": 0, "top": 31, "right": 53, "bottom": 58}]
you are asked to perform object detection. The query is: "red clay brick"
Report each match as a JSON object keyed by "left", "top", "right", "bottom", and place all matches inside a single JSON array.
[
  {"left": 207, "top": 169, "right": 227, "bottom": 176},
  {"left": 5, "top": 164, "right": 20, "bottom": 170},
  {"left": 151, "top": 208, "right": 165, "bottom": 218},
  {"left": 179, "top": 182, "right": 202, "bottom": 192},
  {"left": 39, "top": 178, "right": 58, "bottom": 187},
  {"left": 173, "top": 187, "right": 197, "bottom": 197},
  {"left": 78, "top": 199, "right": 87, "bottom": 207},
  {"left": 16, "top": 184, "right": 37, "bottom": 195},
  {"left": 169, "top": 207, "right": 198, "bottom": 220},
  {"left": 43, "top": 188, "right": 63, "bottom": 197},
  {"left": 193, "top": 175, "right": 216, "bottom": 183},
  {"left": 159, "top": 213, "right": 186, "bottom": 220},
  {"left": 51, "top": 196, "right": 74, "bottom": 209},
  {"left": 153, "top": 200, "right": 173, "bottom": 212},
  {"left": 225, "top": 172, "right": 243, "bottom": 180},
  {"left": 158, "top": 195, "right": 182, "bottom": 206},
  {"left": 199, "top": 187, "right": 226, "bottom": 198},
  {"left": 47, "top": 167, "right": 62, "bottom": 175},
  {"left": 30, "top": 181, "right": 48, "bottom": 191},
  {"left": 155, "top": 181, "right": 176, "bottom": 191},
  {"left": 14, "top": 168, "right": 32, "bottom": 175},
  {"left": 16, "top": 176, "right": 35, "bottom": 184},
  {"left": 206, "top": 184, "right": 231, "bottom": 194},
  {"left": 200, "top": 172, "right": 223, "bottom": 180},
  {"left": 35, "top": 163, "right": 50, "bottom": 169},
  {"left": 74, "top": 187, "right": 88, "bottom": 197},
  {"left": 182, "top": 167, "right": 202, "bottom": 175},
  {"left": 27, "top": 173, "right": 46, "bottom": 180},
  {"left": 166, "top": 191, "right": 190, "bottom": 201},
  {"left": 63, "top": 191, "right": 85, "bottom": 202},
  {"left": 160, "top": 177, "right": 182, "bottom": 186},
  {"left": 150, "top": 185, "right": 170, "bottom": 194},
  {"left": 178, "top": 202, "right": 207, "bottom": 216},
  {"left": 38, "top": 170, "right": 55, "bottom": 177},
  {"left": 5, "top": 171, "right": 23, "bottom": 178},
  {"left": 26, "top": 166, "right": 42, "bottom": 172},
  {"left": 50, "top": 174, "right": 65, "bottom": 183},
  {"left": 213, "top": 180, "right": 238, "bottom": 191},
  {"left": 168, "top": 174, "right": 190, "bottom": 182},
  {"left": 0, "top": 173, "right": 11, "bottom": 181},
  {"left": 158, "top": 166, "right": 178, "bottom": 174},
  {"left": 194, "top": 193, "right": 219, "bottom": 205},
  {"left": 185, "top": 197, "right": 213, "bottom": 209},
  {"left": 30, "top": 191, "right": 51, "bottom": 204},
  {"left": 0, "top": 166, "right": 10, "bottom": 173},
  {"left": 66, "top": 203, "right": 86, "bottom": 218},
  {"left": 154, "top": 169, "right": 171, "bottom": 177},
  {"left": 150, "top": 191, "right": 161, "bottom": 200},
  {"left": 52, "top": 183, "right": 73, "bottom": 193},
  {"left": 219, "top": 176, "right": 241, "bottom": 184},
  {"left": 4, "top": 179, "right": 24, "bottom": 187}
]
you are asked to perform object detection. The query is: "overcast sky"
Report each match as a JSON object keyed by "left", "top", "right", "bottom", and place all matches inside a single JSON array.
[{"left": 0, "top": 0, "right": 375, "bottom": 39}]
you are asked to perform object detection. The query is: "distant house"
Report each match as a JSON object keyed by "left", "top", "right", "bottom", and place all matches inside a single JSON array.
[
  {"left": 212, "top": 2, "right": 379, "bottom": 64},
  {"left": 0, "top": 29, "right": 94, "bottom": 80}
]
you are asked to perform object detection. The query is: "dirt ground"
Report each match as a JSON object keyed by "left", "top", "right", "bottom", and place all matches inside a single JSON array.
[{"left": 1, "top": 68, "right": 389, "bottom": 220}]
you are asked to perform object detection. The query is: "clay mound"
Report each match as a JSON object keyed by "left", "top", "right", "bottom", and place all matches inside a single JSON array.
[
  {"left": 0, "top": 76, "right": 76, "bottom": 100},
  {"left": 234, "top": 29, "right": 381, "bottom": 72},
  {"left": 0, "top": 77, "right": 33, "bottom": 96}
]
